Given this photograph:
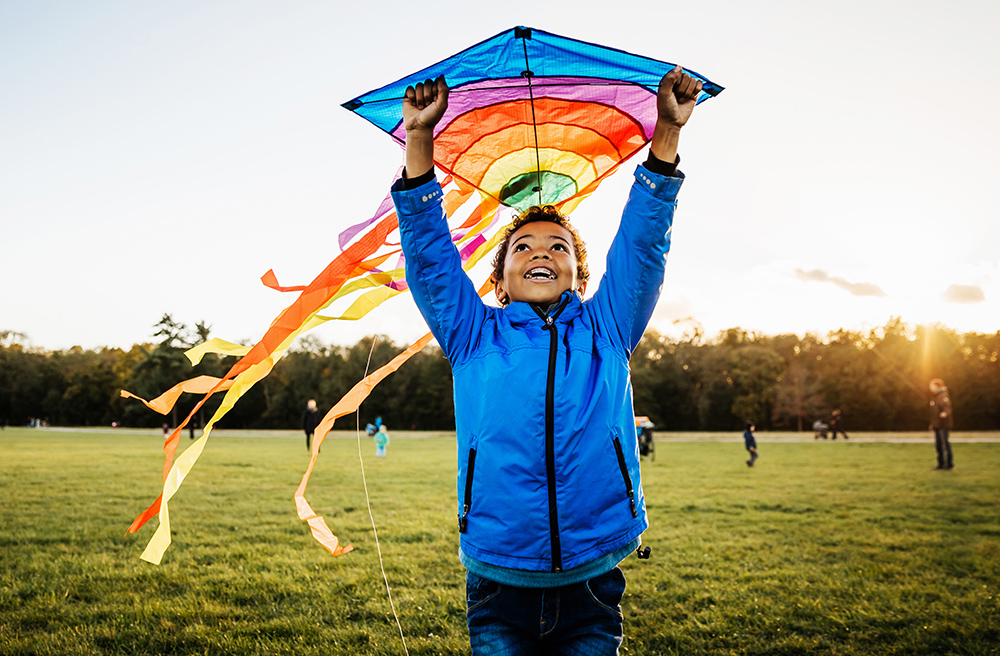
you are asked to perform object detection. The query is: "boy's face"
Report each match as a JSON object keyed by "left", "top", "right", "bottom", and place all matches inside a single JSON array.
[{"left": 495, "top": 221, "right": 586, "bottom": 307}]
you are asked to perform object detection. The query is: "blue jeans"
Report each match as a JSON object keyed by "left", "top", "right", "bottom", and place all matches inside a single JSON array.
[{"left": 466, "top": 567, "right": 626, "bottom": 655}]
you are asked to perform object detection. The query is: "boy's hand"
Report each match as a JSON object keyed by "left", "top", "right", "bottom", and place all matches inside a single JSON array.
[
  {"left": 648, "top": 67, "right": 703, "bottom": 165},
  {"left": 402, "top": 76, "right": 448, "bottom": 179},
  {"left": 656, "top": 66, "right": 703, "bottom": 129},
  {"left": 403, "top": 76, "right": 449, "bottom": 133}
]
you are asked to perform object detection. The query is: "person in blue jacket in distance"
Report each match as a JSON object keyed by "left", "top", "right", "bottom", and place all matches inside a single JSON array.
[
  {"left": 743, "top": 420, "right": 759, "bottom": 467},
  {"left": 392, "top": 67, "right": 703, "bottom": 655}
]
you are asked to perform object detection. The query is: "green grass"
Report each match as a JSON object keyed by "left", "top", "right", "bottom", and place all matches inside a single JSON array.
[{"left": 1, "top": 428, "right": 998, "bottom": 655}]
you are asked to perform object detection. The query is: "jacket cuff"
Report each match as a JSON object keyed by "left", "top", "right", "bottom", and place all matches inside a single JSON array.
[
  {"left": 390, "top": 176, "right": 445, "bottom": 214},
  {"left": 634, "top": 164, "right": 684, "bottom": 200}
]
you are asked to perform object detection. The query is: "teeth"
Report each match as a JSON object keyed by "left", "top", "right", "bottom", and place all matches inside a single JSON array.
[{"left": 525, "top": 268, "right": 555, "bottom": 280}]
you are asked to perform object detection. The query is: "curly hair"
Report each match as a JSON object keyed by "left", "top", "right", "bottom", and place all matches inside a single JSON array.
[{"left": 489, "top": 205, "right": 590, "bottom": 306}]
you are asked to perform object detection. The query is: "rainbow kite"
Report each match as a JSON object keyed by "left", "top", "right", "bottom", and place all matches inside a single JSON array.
[
  {"left": 344, "top": 26, "right": 722, "bottom": 213},
  {"left": 123, "top": 26, "right": 722, "bottom": 563}
]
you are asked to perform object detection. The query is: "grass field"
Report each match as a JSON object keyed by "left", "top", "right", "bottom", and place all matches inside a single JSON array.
[{"left": 1, "top": 428, "right": 998, "bottom": 655}]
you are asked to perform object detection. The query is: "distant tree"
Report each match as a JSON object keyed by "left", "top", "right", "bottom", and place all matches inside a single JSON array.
[
  {"left": 631, "top": 330, "right": 698, "bottom": 430},
  {"left": 728, "top": 345, "right": 784, "bottom": 429},
  {"left": 693, "top": 344, "right": 738, "bottom": 430},
  {"left": 152, "top": 313, "right": 194, "bottom": 349},
  {"left": 394, "top": 345, "right": 455, "bottom": 430},
  {"left": 49, "top": 347, "right": 122, "bottom": 426},
  {"left": 773, "top": 362, "right": 826, "bottom": 431},
  {"left": 0, "top": 331, "right": 28, "bottom": 348},
  {"left": 121, "top": 315, "right": 217, "bottom": 428},
  {"left": 954, "top": 330, "right": 1000, "bottom": 429},
  {"left": 0, "top": 342, "right": 48, "bottom": 426}
]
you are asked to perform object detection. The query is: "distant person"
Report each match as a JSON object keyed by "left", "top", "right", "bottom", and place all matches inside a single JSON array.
[
  {"left": 189, "top": 417, "right": 198, "bottom": 440},
  {"left": 636, "top": 418, "right": 655, "bottom": 460},
  {"left": 829, "top": 409, "right": 848, "bottom": 440},
  {"left": 162, "top": 423, "right": 169, "bottom": 439},
  {"left": 374, "top": 424, "right": 389, "bottom": 458},
  {"left": 303, "top": 399, "right": 321, "bottom": 452},
  {"left": 743, "top": 421, "right": 758, "bottom": 467},
  {"left": 929, "top": 379, "right": 954, "bottom": 470}
]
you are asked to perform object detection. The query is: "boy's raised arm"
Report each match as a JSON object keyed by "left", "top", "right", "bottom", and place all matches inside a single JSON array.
[
  {"left": 395, "top": 74, "right": 486, "bottom": 364},
  {"left": 591, "top": 68, "right": 703, "bottom": 349},
  {"left": 402, "top": 76, "right": 449, "bottom": 179},
  {"left": 649, "top": 66, "right": 703, "bottom": 165}
]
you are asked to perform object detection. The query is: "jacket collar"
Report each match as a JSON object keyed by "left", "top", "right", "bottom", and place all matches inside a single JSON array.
[{"left": 504, "top": 290, "right": 583, "bottom": 326}]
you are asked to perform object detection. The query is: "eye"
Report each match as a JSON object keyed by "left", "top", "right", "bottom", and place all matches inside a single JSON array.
[
  {"left": 513, "top": 243, "right": 530, "bottom": 252},
  {"left": 552, "top": 243, "right": 569, "bottom": 252}
]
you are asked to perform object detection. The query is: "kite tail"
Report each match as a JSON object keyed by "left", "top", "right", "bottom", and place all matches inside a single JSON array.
[
  {"left": 122, "top": 205, "right": 403, "bottom": 560},
  {"left": 124, "top": 176, "right": 507, "bottom": 563}
]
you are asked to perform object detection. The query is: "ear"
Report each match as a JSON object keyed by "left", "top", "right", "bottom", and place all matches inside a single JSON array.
[
  {"left": 576, "top": 279, "right": 588, "bottom": 298},
  {"left": 494, "top": 278, "right": 508, "bottom": 306}
]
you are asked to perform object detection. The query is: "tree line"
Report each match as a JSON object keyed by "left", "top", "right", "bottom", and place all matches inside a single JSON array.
[{"left": 1, "top": 316, "right": 998, "bottom": 432}]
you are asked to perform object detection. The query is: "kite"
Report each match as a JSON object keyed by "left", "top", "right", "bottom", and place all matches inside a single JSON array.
[
  {"left": 122, "top": 26, "right": 723, "bottom": 564},
  {"left": 344, "top": 26, "right": 722, "bottom": 214}
]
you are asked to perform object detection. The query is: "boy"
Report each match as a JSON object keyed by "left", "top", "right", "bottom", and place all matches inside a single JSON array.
[
  {"left": 392, "top": 67, "right": 702, "bottom": 654},
  {"left": 744, "top": 421, "right": 758, "bottom": 467}
]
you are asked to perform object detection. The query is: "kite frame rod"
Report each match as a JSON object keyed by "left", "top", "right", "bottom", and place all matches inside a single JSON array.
[{"left": 343, "top": 79, "right": 722, "bottom": 109}]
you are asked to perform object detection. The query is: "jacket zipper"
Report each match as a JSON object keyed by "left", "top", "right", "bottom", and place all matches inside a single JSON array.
[
  {"left": 458, "top": 447, "right": 476, "bottom": 533},
  {"left": 612, "top": 436, "right": 638, "bottom": 518},
  {"left": 533, "top": 294, "right": 569, "bottom": 572}
]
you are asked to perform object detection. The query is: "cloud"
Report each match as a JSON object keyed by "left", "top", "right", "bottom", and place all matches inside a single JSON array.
[
  {"left": 942, "top": 284, "right": 985, "bottom": 304},
  {"left": 792, "top": 268, "right": 887, "bottom": 297}
]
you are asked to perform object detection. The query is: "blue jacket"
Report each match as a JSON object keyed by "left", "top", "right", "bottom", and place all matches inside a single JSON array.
[{"left": 392, "top": 165, "right": 682, "bottom": 572}]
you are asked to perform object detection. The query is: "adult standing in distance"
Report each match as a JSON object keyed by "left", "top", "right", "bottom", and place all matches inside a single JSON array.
[
  {"left": 929, "top": 379, "right": 954, "bottom": 470},
  {"left": 302, "top": 399, "right": 320, "bottom": 452},
  {"left": 829, "top": 409, "right": 848, "bottom": 440}
]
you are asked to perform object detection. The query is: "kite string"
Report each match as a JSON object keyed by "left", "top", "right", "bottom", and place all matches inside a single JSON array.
[
  {"left": 520, "top": 37, "right": 544, "bottom": 206},
  {"left": 355, "top": 260, "right": 409, "bottom": 655}
]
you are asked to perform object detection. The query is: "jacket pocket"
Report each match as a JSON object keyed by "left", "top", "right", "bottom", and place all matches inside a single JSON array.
[
  {"left": 459, "top": 447, "right": 477, "bottom": 533},
  {"left": 612, "top": 435, "right": 638, "bottom": 518}
]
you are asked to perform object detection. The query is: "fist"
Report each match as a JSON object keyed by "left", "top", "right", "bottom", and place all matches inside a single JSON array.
[
  {"left": 657, "top": 66, "right": 703, "bottom": 128},
  {"left": 402, "top": 76, "right": 450, "bottom": 133}
]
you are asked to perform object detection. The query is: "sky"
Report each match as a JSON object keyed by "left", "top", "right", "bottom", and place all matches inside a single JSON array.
[{"left": 2, "top": 0, "right": 998, "bottom": 352}]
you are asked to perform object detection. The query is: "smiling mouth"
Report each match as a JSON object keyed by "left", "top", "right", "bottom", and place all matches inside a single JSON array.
[{"left": 525, "top": 267, "right": 556, "bottom": 280}]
